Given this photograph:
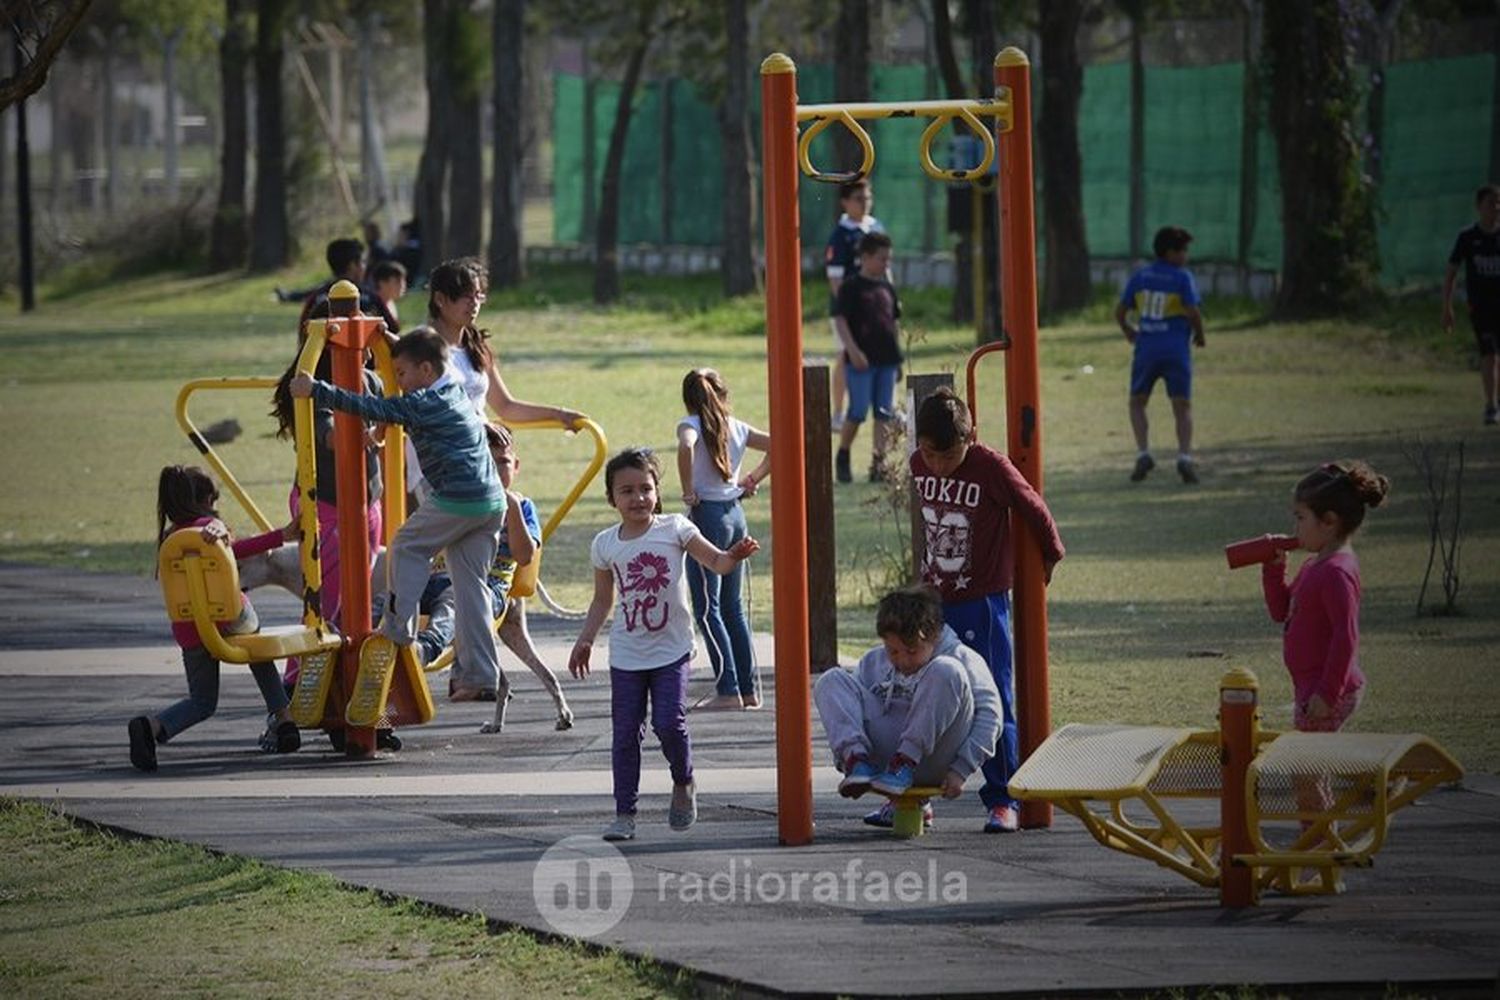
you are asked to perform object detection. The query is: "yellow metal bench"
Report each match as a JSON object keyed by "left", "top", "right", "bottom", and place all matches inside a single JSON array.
[{"left": 1008, "top": 720, "right": 1463, "bottom": 897}]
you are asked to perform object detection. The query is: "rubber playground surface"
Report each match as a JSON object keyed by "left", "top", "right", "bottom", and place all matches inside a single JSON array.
[{"left": 1, "top": 562, "right": 1498, "bottom": 998}]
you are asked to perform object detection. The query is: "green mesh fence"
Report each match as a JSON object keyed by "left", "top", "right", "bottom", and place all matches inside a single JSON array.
[{"left": 553, "top": 53, "right": 1496, "bottom": 286}]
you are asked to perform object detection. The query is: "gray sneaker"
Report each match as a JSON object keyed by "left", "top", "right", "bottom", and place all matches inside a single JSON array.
[
  {"left": 1130, "top": 454, "right": 1155, "bottom": 482},
  {"left": 669, "top": 780, "right": 698, "bottom": 831},
  {"left": 602, "top": 814, "right": 636, "bottom": 841},
  {"left": 1176, "top": 457, "right": 1199, "bottom": 484}
]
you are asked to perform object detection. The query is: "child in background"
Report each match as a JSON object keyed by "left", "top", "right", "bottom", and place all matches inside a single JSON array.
[
  {"left": 833, "top": 231, "right": 904, "bottom": 484},
  {"left": 569, "top": 448, "right": 760, "bottom": 842},
  {"left": 908, "top": 387, "right": 1065, "bottom": 833},
  {"left": 814, "top": 586, "right": 1001, "bottom": 830},
  {"left": 290, "top": 330, "right": 506, "bottom": 691},
  {"left": 1263, "top": 461, "right": 1390, "bottom": 735},
  {"left": 677, "top": 368, "right": 772, "bottom": 712},
  {"left": 824, "top": 179, "right": 885, "bottom": 430},
  {"left": 371, "top": 259, "right": 409, "bottom": 333},
  {"left": 1114, "top": 225, "right": 1206, "bottom": 484},
  {"left": 451, "top": 424, "right": 574, "bottom": 730},
  {"left": 1441, "top": 184, "right": 1500, "bottom": 425},
  {"left": 129, "top": 466, "right": 301, "bottom": 772}
]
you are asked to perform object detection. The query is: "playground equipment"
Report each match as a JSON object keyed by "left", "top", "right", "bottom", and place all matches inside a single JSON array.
[
  {"left": 761, "top": 50, "right": 1048, "bottom": 845},
  {"left": 1007, "top": 667, "right": 1463, "bottom": 907},
  {"left": 422, "top": 416, "right": 608, "bottom": 676},
  {"left": 1224, "top": 533, "right": 1299, "bottom": 569},
  {"left": 169, "top": 283, "right": 602, "bottom": 755}
]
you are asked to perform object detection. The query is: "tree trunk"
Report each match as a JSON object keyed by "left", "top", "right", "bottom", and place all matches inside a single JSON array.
[
  {"left": 489, "top": 0, "right": 525, "bottom": 288},
  {"left": 445, "top": 1, "right": 483, "bottom": 258},
  {"left": 99, "top": 27, "right": 119, "bottom": 215},
  {"left": 1236, "top": 0, "right": 1261, "bottom": 285},
  {"left": 162, "top": 27, "right": 182, "bottom": 201},
  {"left": 356, "top": 10, "right": 392, "bottom": 233},
  {"left": 447, "top": 90, "right": 483, "bottom": 256},
  {"left": 1361, "top": 0, "right": 1403, "bottom": 187},
  {"left": 718, "top": 0, "right": 756, "bottom": 297},
  {"left": 1126, "top": 0, "right": 1145, "bottom": 262},
  {"left": 833, "top": 0, "right": 870, "bottom": 175},
  {"left": 415, "top": 0, "right": 452, "bottom": 267},
  {"left": 1264, "top": 0, "right": 1381, "bottom": 317},
  {"left": 967, "top": 0, "right": 1000, "bottom": 343},
  {"left": 594, "top": 31, "right": 653, "bottom": 305},
  {"left": 249, "top": 0, "right": 291, "bottom": 272},
  {"left": 1491, "top": 0, "right": 1500, "bottom": 183},
  {"left": 209, "top": 0, "right": 249, "bottom": 272},
  {"left": 929, "top": 0, "right": 966, "bottom": 99},
  {"left": 1038, "top": 0, "right": 1092, "bottom": 315},
  {"left": 46, "top": 54, "right": 61, "bottom": 210}
]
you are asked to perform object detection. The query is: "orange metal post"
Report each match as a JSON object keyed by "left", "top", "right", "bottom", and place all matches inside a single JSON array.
[
  {"left": 760, "top": 53, "right": 814, "bottom": 846},
  {"left": 1219, "top": 667, "right": 1260, "bottom": 907},
  {"left": 995, "top": 48, "right": 1052, "bottom": 829},
  {"left": 326, "top": 285, "right": 380, "bottom": 757}
]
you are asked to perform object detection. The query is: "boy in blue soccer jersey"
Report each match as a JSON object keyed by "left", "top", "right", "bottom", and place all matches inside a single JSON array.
[{"left": 1115, "top": 226, "right": 1207, "bottom": 484}]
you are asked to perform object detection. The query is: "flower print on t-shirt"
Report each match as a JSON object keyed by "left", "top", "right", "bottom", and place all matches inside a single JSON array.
[{"left": 616, "top": 550, "right": 672, "bottom": 632}]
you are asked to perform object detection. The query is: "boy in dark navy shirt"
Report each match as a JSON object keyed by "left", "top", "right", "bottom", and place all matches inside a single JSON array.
[
  {"left": 1443, "top": 184, "right": 1500, "bottom": 425},
  {"left": 833, "top": 231, "right": 903, "bottom": 484},
  {"left": 824, "top": 179, "right": 885, "bottom": 431}
]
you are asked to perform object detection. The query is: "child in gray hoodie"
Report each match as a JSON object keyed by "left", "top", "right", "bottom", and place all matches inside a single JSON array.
[{"left": 814, "top": 585, "right": 1002, "bottom": 828}]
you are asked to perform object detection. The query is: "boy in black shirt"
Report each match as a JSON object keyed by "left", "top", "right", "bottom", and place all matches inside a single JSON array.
[
  {"left": 1443, "top": 183, "right": 1500, "bottom": 425},
  {"left": 833, "top": 231, "right": 904, "bottom": 483}
]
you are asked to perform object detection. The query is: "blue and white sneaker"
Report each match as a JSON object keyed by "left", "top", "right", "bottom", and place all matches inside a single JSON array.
[
  {"left": 869, "top": 757, "right": 917, "bottom": 797},
  {"left": 838, "top": 757, "right": 880, "bottom": 798}
]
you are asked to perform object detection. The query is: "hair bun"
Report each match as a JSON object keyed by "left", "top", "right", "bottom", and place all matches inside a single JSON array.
[{"left": 1346, "top": 461, "right": 1390, "bottom": 509}]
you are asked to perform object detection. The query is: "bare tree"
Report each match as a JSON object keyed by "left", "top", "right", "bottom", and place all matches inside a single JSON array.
[
  {"left": 832, "top": 0, "right": 870, "bottom": 174},
  {"left": 209, "top": 0, "right": 249, "bottom": 271},
  {"left": 1038, "top": 0, "right": 1092, "bottom": 315},
  {"left": 446, "top": 0, "right": 484, "bottom": 257},
  {"left": 415, "top": 0, "right": 452, "bottom": 266},
  {"left": 1264, "top": 0, "right": 1380, "bottom": 316},
  {"left": 489, "top": 0, "right": 525, "bottom": 288},
  {"left": 718, "top": 0, "right": 754, "bottom": 296},
  {"left": 250, "top": 0, "right": 291, "bottom": 271},
  {"left": 0, "top": 0, "right": 94, "bottom": 111}
]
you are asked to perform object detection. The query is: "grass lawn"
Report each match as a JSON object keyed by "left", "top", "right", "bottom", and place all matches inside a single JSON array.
[
  {"left": 0, "top": 800, "right": 690, "bottom": 999},
  {"left": 0, "top": 264, "right": 1496, "bottom": 772}
]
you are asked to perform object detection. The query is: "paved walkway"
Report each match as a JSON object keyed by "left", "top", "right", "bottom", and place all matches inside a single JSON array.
[{"left": 2, "top": 564, "right": 1498, "bottom": 997}]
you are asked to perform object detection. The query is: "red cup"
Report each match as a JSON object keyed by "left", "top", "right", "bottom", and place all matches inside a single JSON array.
[{"left": 1224, "top": 533, "right": 1298, "bottom": 569}]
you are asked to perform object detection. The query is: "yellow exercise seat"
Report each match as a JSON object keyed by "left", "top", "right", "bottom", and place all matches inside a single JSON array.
[{"left": 157, "top": 528, "right": 342, "bottom": 665}]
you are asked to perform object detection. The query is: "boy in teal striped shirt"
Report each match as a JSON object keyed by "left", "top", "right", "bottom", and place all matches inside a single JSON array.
[{"left": 290, "top": 329, "right": 505, "bottom": 681}]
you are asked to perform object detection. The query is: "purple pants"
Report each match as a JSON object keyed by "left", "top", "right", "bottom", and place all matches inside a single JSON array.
[{"left": 610, "top": 657, "right": 693, "bottom": 816}]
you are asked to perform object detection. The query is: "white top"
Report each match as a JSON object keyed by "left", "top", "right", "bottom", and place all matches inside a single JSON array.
[
  {"left": 445, "top": 342, "right": 490, "bottom": 413},
  {"left": 678, "top": 415, "right": 751, "bottom": 502},
  {"left": 590, "top": 514, "right": 703, "bottom": 671}
]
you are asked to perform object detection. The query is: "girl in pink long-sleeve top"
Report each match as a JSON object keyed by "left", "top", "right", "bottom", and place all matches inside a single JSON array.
[
  {"left": 128, "top": 466, "right": 301, "bottom": 772},
  {"left": 1262, "top": 461, "right": 1391, "bottom": 735}
]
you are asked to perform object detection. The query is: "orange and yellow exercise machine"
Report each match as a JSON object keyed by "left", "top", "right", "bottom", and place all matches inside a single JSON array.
[
  {"left": 760, "top": 49, "right": 1050, "bottom": 844},
  {"left": 167, "top": 282, "right": 606, "bottom": 756}
]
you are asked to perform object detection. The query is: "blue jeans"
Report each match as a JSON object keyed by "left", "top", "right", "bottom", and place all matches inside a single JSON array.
[
  {"left": 685, "top": 498, "right": 758, "bottom": 698},
  {"left": 158, "top": 604, "right": 290, "bottom": 741},
  {"left": 943, "top": 593, "right": 1018, "bottom": 809}
]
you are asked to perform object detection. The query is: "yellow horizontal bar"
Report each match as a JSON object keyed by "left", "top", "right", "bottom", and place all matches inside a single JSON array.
[{"left": 797, "top": 98, "right": 1012, "bottom": 129}]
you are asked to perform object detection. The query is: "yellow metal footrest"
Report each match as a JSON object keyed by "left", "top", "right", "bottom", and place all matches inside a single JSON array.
[
  {"left": 887, "top": 786, "right": 942, "bottom": 838},
  {"left": 290, "top": 649, "right": 338, "bottom": 728},
  {"left": 347, "top": 636, "right": 399, "bottom": 728}
]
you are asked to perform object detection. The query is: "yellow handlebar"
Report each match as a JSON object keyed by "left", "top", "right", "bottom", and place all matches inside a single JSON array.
[
  {"left": 797, "top": 109, "right": 876, "bottom": 184},
  {"left": 795, "top": 97, "right": 1012, "bottom": 186},
  {"left": 918, "top": 106, "right": 996, "bottom": 182},
  {"left": 503, "top": 416, "right": 609, "bottom": 544}
]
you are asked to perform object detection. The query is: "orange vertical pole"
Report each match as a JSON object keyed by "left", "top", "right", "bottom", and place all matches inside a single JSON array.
[
  {"left": 1219, "top": 667, "right": 1260, "bottom": 907},
  {"left": 760, "top": 53, "right": 813, "bottom": 847},
  {"left": 326, "top": 283, "right": 377, "bottom": 757},
  {"left": 995, "top": 48, "right": 1052, "bottom": 830}
]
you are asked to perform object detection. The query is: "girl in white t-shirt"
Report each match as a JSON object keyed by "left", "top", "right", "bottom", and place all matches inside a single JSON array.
[
  {"left": 569, "top": 447, "right": 759, "bottom": 842},
  {"left": 677, "top": 368, "right": 771, "bottom": 712}
]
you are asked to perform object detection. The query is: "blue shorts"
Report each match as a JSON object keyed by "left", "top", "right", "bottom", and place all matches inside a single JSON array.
[
  {"left": 1130, "top": 336, "right": 1192, "bottom": 399},
  {"left": 844, "top": 362, "right": 900, "bottom": 423}
]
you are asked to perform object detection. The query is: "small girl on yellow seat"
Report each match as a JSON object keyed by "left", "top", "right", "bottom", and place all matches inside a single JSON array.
[{"left": 129, "top": 465, "right": 300, "bottom": 772}]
